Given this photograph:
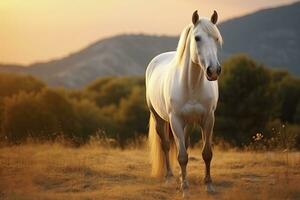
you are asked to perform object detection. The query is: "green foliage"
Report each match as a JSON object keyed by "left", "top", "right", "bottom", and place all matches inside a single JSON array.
[
  {"left": 2, "top": 92, "right": 51, "bottom": 142},
  {"left": 71, "top": 99, "right": 116, "bottom": 143},
  {"left": 294, "top": 102, "right": 300, "bottom": 124},
  {"left": 0, "top": 73, "right": 45, "bottom": 98},
  {"left": 116, "top": 86, "right": 149, "bottom": 147},
  {"left": 276, "top": 76, "right": 300, "bottom": 123},
  {"left": 0, "top": 73, "right": 46, "bottom": 130},
  {"left": 86, "top": 76, "right": 144, "bottom": 107},
  {"left": 1, "top": 89, "right": 78, "bottom": 143},
  {"left": 216, "top": 55, "right": 275, "bottom": 145}
]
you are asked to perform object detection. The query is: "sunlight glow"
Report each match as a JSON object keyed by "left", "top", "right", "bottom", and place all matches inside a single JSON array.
[{"left": 0, "top": 0, "right": 298, "bottom": 64}]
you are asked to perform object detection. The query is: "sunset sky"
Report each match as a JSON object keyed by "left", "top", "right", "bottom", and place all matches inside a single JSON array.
[{"left": 0, "top": 0, "right": 298, "bottom": 65}]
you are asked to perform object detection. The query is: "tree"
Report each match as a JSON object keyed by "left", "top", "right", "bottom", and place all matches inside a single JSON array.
[
  {"left": 216, "top": 55, "right": 275, "bottom": 145},
  {"left": 295, "top": 102, "right": 300, "bottom": 124},
  {"left": 0, "top": 73, "right": 46, "bottom": 129},
  {"left": 72, "top": 99, "right": 116, "bottom": 143},
  {"left": 86, "top": 76, "right": 145, "bottom": 107},
  {"left": 275, "top": 76, "right": 300, "bottom": 123},
  {"left": 1, "top": 92, "right": 56, "bottom": 142},
  {"left": 0, "top": 73, "right": 45, "bottom": 98},
  {"left": 115, "top": 86, "right": 149, "bottom": 147},
  {"left": 1, "top": 89, "right": 78, "bottom": 143}
]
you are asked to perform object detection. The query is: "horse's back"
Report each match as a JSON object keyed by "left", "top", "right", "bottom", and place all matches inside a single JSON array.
[
  {"left": 145, "top": 52, "right": 175, "bottom": 81},
  {"left": 145, "top": 52, "right": 176, "bottom": 121}
]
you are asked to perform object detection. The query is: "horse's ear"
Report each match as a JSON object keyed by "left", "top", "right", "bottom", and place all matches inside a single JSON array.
[
  {"left": 192, "top": 10, "right": 199, "bottom": 25},
  {"left": 211, "top": 10, "right": 218, "bottom": 24}
]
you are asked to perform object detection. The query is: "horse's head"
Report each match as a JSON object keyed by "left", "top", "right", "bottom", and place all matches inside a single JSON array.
[{"left": 190, "top": 10, "right": 223, "bottom": 81}]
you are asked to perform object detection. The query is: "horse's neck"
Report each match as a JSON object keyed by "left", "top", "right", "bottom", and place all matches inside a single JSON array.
[
  {"left": 189, "top": 62, "right": 204, "bottom": 94},
  {"left": 178, "top": 38, "right": 204, "bottom": 98}
]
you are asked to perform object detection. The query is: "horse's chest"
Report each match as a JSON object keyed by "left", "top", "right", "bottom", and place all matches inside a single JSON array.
[{"left": 181, "top": 100, "right": 207, "bottom": 123}]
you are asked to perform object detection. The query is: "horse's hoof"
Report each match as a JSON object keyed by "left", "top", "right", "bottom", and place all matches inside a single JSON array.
[
  {"left": 205, "top": 183, "right": 215, "bottom": 193},
  {"left": 164, "top": 174, "right": 175, "bottom": 185},
  {"left": 182, "top": 189, "right": 189, "bottom": 198},
  {"left": 181, "top": 180, "right": 189, "bottom": 190},
  {"left": 180, "top": 180, "right": 189, "bottom": 198}
]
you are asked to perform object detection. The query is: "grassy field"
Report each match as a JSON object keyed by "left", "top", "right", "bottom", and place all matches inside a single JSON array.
[{"left": 0, "top": 143, "right": 300, "bottom": 200}]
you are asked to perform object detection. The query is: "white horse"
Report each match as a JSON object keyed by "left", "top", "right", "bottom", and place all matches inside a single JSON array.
[{"left": 146, "top": 10, "right": 223, "bottom": 196}]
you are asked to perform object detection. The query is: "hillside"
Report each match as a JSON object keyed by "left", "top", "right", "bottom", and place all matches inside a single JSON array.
[
  {"left": 219, "top": 1, "right": 300, "bottom": 73},
  {"left": 0, "top": 35, "right": 177, "bottom": 87},
  {"left": 0, "top": 2, "right": 299, "bottom": 87}
]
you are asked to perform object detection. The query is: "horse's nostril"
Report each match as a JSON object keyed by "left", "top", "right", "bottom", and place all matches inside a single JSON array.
[
  {"left": 217, "top": 66, "right": 222, "bottom": 75},
  {"left": 207, "top": 66, "right": 212, "bottom": 77}
]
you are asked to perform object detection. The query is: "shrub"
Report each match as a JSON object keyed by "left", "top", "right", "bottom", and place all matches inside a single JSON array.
[
  {"left": 1, "top": 91, "right": 57, "bottom": 142},
  {"left": 86, "top": 76, "right": 144, "bottom": 107},
  {"left": 247, "top": 119, "right": 300, "bottom": 150},
  {"left": 72, "top": 99, "right": 116, "bottom": 143},
  {"left": 115, "top": 86, "right": 148, "bottom": 147},
  {"left": 0, "top": 73, "right": 45, "bottom": 98}
]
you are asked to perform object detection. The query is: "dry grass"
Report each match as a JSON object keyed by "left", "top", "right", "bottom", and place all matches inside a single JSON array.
[{"left": 0, "top": 143, "right": 300, "bottom": 200}]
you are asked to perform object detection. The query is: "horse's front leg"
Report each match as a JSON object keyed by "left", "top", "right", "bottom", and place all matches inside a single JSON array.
[
  {"left": 201, "top": 113, "right": 215, "bottom": 193},
  {"left": 169, "top": 114, "right": 189, "bottom": 197}
]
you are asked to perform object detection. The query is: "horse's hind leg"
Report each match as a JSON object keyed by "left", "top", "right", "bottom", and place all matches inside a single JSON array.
[{"left": 151, "top": 108, "right": 173, "bottom": 179}]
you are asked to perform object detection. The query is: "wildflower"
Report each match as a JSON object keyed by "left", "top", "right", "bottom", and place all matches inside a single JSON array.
[{"left": 253, "top": 133, "right": 264, "bottom": 141}]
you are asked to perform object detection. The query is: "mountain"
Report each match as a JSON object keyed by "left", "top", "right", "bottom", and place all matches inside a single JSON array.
[
  {"left": 219, "top": 1, "right": 300, "bottom": 74},
  {"left": 0, "top": 35, "right": 178, "bottom": 87},
  {"left": 0, "top": 2, "right": 299, "bottom": 87}
]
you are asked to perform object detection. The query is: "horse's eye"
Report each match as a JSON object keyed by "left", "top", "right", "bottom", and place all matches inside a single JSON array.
[{"left": 195, "top": 36, "right": 201, "bottom": 42}]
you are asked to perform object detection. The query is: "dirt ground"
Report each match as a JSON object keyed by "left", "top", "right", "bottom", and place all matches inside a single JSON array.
[{"left": 0, "top": 143, "right": 299, "bottom": 200}]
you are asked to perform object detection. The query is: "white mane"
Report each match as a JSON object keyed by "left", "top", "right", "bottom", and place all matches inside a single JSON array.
[
  {"left": 175, "top": 18, "right": 223, "bottom": 64},
  {"left": 175, "top": 24, "right": 192, "bottom": 64}
]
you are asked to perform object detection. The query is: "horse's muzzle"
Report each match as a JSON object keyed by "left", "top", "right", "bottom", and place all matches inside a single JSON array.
[
  {"left": 206, "top": 65, "right": 221, "bottom": 81},
  {"left": 206, "top": 75, "right": 218, "bottom": 81}
]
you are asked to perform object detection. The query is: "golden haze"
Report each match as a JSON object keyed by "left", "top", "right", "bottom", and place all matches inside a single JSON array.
[{"left": 0, "top": 0, "right": 298, "bottom": 64}]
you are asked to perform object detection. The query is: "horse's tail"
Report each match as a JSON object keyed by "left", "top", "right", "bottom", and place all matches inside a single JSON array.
[
  {"left": 148, "top": 114, "right": 177, "bottom": 177},
  {"left": 148, "top": 114, "right": 165, "bottom": 177}
]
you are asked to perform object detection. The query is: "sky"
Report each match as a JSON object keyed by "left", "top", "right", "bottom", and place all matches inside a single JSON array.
[{"left": 0, "top": 0, "right": 298, "bottom": 65}]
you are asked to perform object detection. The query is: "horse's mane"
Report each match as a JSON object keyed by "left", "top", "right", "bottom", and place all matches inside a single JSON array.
[
  {"left": 175, "top": 18, "right": 223, "bottom": 64},
  {"left": 175, "top": 24, "right": 192, "bottom": 64}
]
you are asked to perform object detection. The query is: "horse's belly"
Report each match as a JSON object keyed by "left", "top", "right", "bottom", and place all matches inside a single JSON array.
[
  {"left": 146, "top": 53, "right": 175, "bottom": 122},
  {"left": 147, "top": 73, "right": 169, "bottom": 121},
  {"left": 152, "top": 101, "right": 169, "bottom": 121},
  {"left": 148, "top": 87, "right": 169, "bottom": 121},
  {"left": 181, "top": 101, "right": 206, "bottom": 123}
]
